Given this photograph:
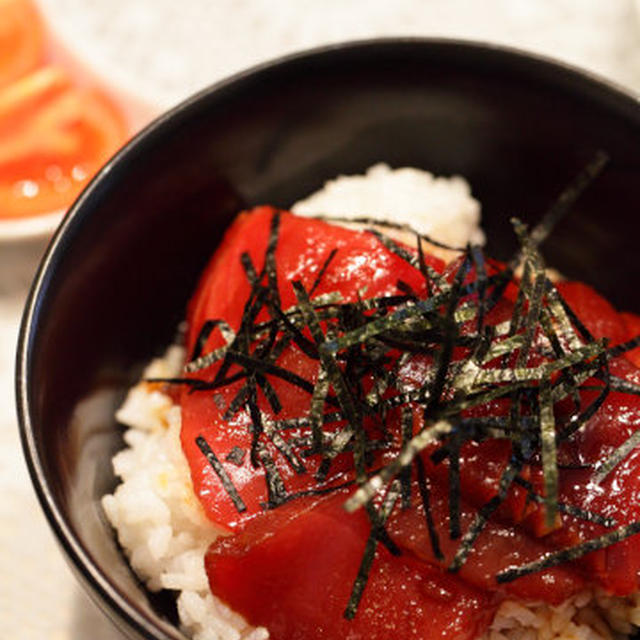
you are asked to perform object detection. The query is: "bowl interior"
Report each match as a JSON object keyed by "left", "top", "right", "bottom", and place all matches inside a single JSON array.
[{"left": 17, "top": 40, "right": 640, "bottom": 639}]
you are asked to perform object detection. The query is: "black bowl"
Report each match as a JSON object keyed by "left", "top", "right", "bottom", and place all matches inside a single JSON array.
[{"left": 16, "top": 38, "right": 640, "bottom": 640}]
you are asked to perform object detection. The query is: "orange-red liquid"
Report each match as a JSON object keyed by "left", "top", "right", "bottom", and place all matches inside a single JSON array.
[{"left": 0, "top": 0, "right": 153, "bottom": 219}]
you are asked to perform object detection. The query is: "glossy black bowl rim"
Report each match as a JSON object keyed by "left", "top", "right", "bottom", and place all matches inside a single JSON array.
[{"left": 15, "top": 36, "right": 640, "bottom": 639}]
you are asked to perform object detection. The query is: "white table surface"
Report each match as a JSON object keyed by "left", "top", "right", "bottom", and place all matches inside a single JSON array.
[{"left": 3, "top": 1, "right": 640, "bottom": 638}]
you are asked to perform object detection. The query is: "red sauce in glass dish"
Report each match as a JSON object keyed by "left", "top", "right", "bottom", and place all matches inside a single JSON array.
[{"left": 0, "top": 0, "right": 129, "bottom": 219}]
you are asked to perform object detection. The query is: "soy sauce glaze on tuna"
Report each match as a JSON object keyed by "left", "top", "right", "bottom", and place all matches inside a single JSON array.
[{"left": 160, "top": 164, "right": 640, "bottom": 639}]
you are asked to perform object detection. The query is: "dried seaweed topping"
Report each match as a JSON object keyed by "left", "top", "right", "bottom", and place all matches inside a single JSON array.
[
  {"left": 497, "top": 521, "right": 640, "bottom": 584},
  {"left": 538, "top": 375, "right": 558, "bottom": 527},
  {"left": 592, "top": 428, "right": 640, "bottom": 485},
  {"left": 513, "top": 476, "right": 616, "bottom": 528},
  {"left": 159, "top": 153, "right": 640, "bottom": 620},
  {"left": 344, "top": 480, "right": 402, "bottom": 620},
  {"left": 529, "top": 151, "right": 609, "bottom": 248},
  {"left": 225, "top": 446, "right": 246, "bottom": 466},
  {"left": 415, "top": 454, "right": 444, "bottom": 561},
  {"left": 449, "top": 458, "right": 523, "bottom": 572},
  {"left": 196, "top": 436, "right": 247, "bottom": 513}
]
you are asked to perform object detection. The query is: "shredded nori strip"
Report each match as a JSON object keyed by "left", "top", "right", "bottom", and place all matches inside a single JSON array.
[
  {"left": 544, "top": 281, "right": 583, "bottom": 352},
  {"left": 608, "top": 375, "right": 640, "bottom": 396},
  {"left": 189, "top": 319, "right": 235, "bottom": 363},
  {"left": 593, "top": 429, "right": 640, "bottom": 484},
  {"left": 415, "top": 455, "right": 444, "bottom": 561},
  {"left": 449, "top": 458, "right": 523, "bottom": 572},
  {"left": 256, "top": 371, "right": 283, "bottom": 415},
  {"left": 399, "top": 406, "right": 413, "bottom": 509},
  {"left": 556, "top": 352, "right": 610, "bottom": 443},
  {"left": 529, "top": 151, "right": 609, "bottom": 248},
  {"left": 539, "top": 375, "right": 559, "bottom": 527},
  {"left": 344, "top": 530, "right": 378, "bottom": 620},
  {"left": 224, "top": 350, "right": 315, "bottom": 394},
  {"left": 185, "top": 342, "right": 232, "bottom": 373},
  {"left": 555, "top": 286, "right": 596, "bottom": 343},
  {"left": 225, "top": 446, "right": 246, "bottom": 466},
  {"left": 292, "top": 280, "right": 360, "bottom": 425},
  {"left": 416, "top": 231, "right": 432, "bottom": 296},
  {"left": 367, "top": 228, "right": 419, "bottom": 270},
  {"left": 470, "top": 244, "right": 488, "bottom": 334},
  {"left": 308, "top": 368, "right": 330, "bottom": 455},
  {"left": 246, "top": 378, "right": 264, "bottom": 467},
  {"left": 497, "top": 520, "right": 640, "bottom": 583},
  {"left": 196, "top": 436, "right": 247, "bottom": 513},
  {"left": 310, "top": 248, "right": 339, "bottom": 296},
  {"left": 344, "top": 482, "right": 401, "bottom": 620},
  {"left": 513, "top": 476, "right": 616, "bottom": 527},
  {"left": 320, "top": 290, "right": 451, "bottom": 354},
  {"left": 293, "top": 279, "right": 361, "bottom": 482},
  {"left": 268, "top": 299, "right": 319, "bottom": 360},
  {"left": 314, "top": 214, "right": 466, "bottom": 252},
  {"left": 255, "top": 439, "right": 289, "bottom": 508},
  {"left": 265, "top": 419, "right": 307, "bottom": 475},
  {"left": 608, "top": 335, "right": 640, "bottom": 359},
  {"left": 264, "top": 211, "right": 282, "bottom": 307},
  {"left": 447, "top": 432, "right": 462, "bottom": 540},
  {"left": 344, "top": 421, "right": 452, "bottom": 513}
]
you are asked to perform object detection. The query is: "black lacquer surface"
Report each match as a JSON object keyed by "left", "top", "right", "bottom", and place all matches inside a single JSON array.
[{"left": 17, "top": 39, "right": 640, "bottom": 639}]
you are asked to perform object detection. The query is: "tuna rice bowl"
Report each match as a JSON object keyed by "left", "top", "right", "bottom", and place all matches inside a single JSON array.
[{"left": 101, "top": 160, "right": 640, "bottom": 640}]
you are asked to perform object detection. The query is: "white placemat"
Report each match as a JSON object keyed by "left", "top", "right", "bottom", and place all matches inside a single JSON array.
[
  {"left": 37, "top": 0, "right": 640, "bottom": 110},
  {"left": 0, "top": 240, "right": 120, "bottom": 640},
  {"left": 3, "top": 2, "right": 640, "bottom": 638}
]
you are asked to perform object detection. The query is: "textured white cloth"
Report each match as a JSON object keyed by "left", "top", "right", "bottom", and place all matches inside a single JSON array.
[
  {"left": 0, "top": 239, "right": 119, "bottom": 640},
  {"left": 3, "top": 1, "right": 640, "bottom": 638},
  {"left": 37, "top": 0, "right": 640, "bottom": 110}
]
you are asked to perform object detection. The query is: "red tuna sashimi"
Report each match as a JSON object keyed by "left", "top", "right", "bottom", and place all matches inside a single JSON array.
[
  {"left": 204, "top": 458, "right": 585, "bottom": 637},
  {"left": 181, "top": 207, "right": 444, "bottom": 531},
  {"left": 205, "top": 490, "right": 495, "bottom": 640},
  {"left": 386, "top": 463, "right": 585, "bottom": 605},
  {"left": 180, "top": 208, "right": 640, "bottom": 638}
]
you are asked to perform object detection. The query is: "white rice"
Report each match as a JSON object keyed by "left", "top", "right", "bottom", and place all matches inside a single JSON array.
[
  {"left": 479, "top": 591, "right": 640, "bottom": 640},
  {"left": 102, "top": 347, "right": 268, "bottom": 640},
  {"left": 292, "top": 163, "right": 485, "bottom": 248},
  {"left": 101, "top": 166, "right": 639, "bottom": 639}
]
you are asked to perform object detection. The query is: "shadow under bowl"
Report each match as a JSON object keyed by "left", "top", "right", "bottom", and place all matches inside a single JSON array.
[{"left": 16, "top": 38, "right": 640, "bottom": 640}]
